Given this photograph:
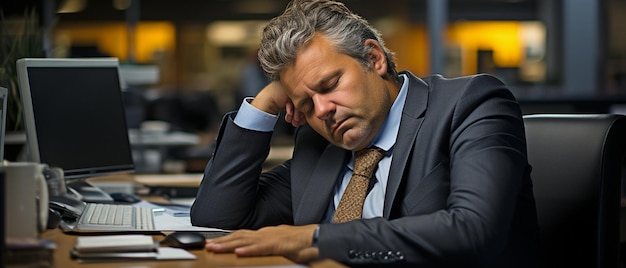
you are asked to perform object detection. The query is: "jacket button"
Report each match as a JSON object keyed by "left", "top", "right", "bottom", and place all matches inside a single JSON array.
[
  {"left": 395, "top": 251, "right": 405, "bottom": 260},
  {"left": 370, "top": 251, "right": 379, "bottom": 260},
  {"left": 348, "top": 250, "right": 359, "bottom": 258}
]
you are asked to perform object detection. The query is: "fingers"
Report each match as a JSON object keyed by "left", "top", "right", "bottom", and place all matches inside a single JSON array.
[
  {"left": 204, "top": 239, "right": 236, "bottom": 253},
  {"left": 285, "top": 102, "right": 294, "bottom": 123},
  {"left": 291, "top": 112, "right": 305, "bottom": 127},
  {"left": 205, "top": 225, "right": 320, "bottom": 264},
  {"left": 205, "top": 231, "right": 274, "bottom": 256},
  {"left": 205, "top": 230, "right": 253, "bottom": 252},
  {"left": 285, "top": 102, "right": 306, "bottom": 127},
  {"left": 233, "top": 243, "right": 273, "bottom": 257}
]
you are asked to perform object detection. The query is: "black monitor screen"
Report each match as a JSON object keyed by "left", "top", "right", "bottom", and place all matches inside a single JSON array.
[{"left": 17, "top": 58, "right": 134, "bottom": 180}]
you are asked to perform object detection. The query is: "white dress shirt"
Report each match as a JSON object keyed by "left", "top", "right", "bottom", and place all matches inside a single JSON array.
[{"left": 233, "top": 74, "right": 409, "bottom": 220}]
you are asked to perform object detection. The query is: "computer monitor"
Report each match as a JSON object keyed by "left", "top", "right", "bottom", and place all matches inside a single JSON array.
[{"left": 16, "top": 58, "right": 135, "bottom": 202}]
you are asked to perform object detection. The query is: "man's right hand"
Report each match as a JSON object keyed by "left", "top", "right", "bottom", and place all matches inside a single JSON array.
[{"left": 251, "top": 81, "right": 306, "bottom": 127}]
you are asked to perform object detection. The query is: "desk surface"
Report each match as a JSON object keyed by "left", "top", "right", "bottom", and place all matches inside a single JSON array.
[
  {"left": 48, "top": 175, "right": 344, "bottom": 267},
  {"left": 41, "top": 226, "right": 344, "bottom": 267}
]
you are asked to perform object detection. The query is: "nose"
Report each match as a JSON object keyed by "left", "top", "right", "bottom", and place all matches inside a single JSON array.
[{"left": 312, "top": 94, "right": 334, "bottom": 120}]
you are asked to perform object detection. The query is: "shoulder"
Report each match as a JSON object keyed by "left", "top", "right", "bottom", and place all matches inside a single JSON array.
[
  {"left": 401, "top": 72, "right": 507, "bottom": 100},
  {"left": 413, "top": 73, "right": 520, "bottom": 124},
  {"left": 423, "top": 73, "right": 506, "bottom": 92},
  {"left": 419, "top": 73, "right": 514, "bottom": 101}
]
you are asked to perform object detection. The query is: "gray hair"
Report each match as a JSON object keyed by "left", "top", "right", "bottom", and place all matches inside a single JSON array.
[{"left": 258, "top": 0, "right": 399, "bottom": 83}]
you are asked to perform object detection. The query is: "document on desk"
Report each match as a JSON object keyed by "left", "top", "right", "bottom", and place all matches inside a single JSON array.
[
  {"left": 153, "top": 212, "right": 224, "bottom": 232},
  {"left": 73, "top": 247, "right": 196, "bottom": 262}
]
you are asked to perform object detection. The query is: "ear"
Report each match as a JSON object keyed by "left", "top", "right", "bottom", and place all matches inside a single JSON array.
[{"left": 364, "top": 39, "right": 387, "bottom": 77}]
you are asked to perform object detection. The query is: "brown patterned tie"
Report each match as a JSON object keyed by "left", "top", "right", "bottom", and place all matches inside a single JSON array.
[{"left": 333, "top": 147, "right": 385, "bottom": 223}]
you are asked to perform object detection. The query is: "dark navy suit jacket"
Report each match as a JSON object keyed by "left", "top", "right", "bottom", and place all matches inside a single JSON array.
[{"left": 191, "top": 72, "right": 539, "bottom": 267}]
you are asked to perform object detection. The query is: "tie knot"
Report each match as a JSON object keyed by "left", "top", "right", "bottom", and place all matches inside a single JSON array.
[{"left": 353, "top": 147, "right": 385, "bottom": 177}]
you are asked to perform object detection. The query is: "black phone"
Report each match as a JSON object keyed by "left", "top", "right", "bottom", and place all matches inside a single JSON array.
[{"left": 48, "top": 195, "right": 86, "bottom": 220}]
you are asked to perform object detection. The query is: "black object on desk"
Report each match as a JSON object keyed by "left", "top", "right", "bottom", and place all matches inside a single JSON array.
[
  {"left": 160, "top": 232, "right": 205, "bottom": 249},
  {"left": 48, "top": 195, "right": 86, "bottom": 220},
  {"left": 148, "top": 186, "right": 198, "bottom": 198},
  {"left": 66, "top": 180, "right": 115, "bottom": 203},
  {"left": 110, "top": 192, "right": 141, "bottom": 203}
]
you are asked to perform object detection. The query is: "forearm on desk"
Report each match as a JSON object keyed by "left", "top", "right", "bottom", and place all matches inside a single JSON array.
[{"left": 190, "top": 115, "right": 293, "bottom": 229}]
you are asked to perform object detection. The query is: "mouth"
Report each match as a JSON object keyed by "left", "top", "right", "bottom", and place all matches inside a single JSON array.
[{"left": 330, "top": 117, "right": 349, "bottom": 137}]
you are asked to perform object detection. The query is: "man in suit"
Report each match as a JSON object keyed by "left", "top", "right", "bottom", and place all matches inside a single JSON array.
[{"left": 190, "top": 0, "right": 539, "bottom": 266}]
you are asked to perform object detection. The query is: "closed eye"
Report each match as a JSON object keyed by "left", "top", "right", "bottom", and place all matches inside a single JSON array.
[{"left": 319, "top": 77, "right": 339, "bottom": 93}]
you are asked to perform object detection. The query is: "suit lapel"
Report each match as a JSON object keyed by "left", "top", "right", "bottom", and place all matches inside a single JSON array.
[
  {"left": 383, "top": 72, "right": 429, "bottom": 218},
  {"left": 294, "top": 145, "right": 349, "bottom": 224}
]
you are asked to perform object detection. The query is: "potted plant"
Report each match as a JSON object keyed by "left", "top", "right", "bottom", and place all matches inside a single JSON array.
[
  {"left": 1, "top": 8, "right": 45, "bottom": 132},
  {"left": 1, "top": 9, "right": 45, "bottom": 160}
]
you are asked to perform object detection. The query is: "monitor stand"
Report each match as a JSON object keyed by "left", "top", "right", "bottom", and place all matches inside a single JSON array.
[{"left": 66, "top": 180, "right": 114, "bottom": 203}]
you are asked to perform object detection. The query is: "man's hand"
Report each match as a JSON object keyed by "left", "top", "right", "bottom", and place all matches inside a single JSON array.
[
  {"left": 205, "top": 224, "right": 320, "bottom": 263},
  {"left": 252, "top": 81, "right": 306, "bottom": 127}
]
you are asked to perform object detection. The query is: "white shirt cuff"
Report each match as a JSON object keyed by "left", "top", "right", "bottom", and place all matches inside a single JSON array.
[{"left": 233, "top": 97, "right": 278, "bottom": 132}]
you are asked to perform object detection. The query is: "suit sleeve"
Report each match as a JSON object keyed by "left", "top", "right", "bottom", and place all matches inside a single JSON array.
[
  {"left": 190, "top": 112, "right": 294, "bottom": 230},
  {"left": 318, "top": 74, "right": 534, "bottom": 267}
]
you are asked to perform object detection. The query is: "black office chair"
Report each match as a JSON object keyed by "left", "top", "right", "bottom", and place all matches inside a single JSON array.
[{"left": 523, "top": 114, "right": 626, "bottom": 268}]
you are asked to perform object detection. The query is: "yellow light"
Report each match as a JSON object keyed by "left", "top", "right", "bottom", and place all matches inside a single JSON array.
[
  {"left": 447, "top": 21, "right": 524, "bottom": 74},
  {"left": 54, "top": 22, "right": 175, "bottom": 64}
]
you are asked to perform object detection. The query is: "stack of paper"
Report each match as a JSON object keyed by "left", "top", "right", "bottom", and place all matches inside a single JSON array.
[{"left": 71, "top": 235, "right": 196, "bottom": 262}]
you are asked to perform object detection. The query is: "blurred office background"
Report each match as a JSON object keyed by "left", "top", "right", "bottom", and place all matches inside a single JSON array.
[{"left": 1, "top": 0, "right": 625, "bottom": 172}]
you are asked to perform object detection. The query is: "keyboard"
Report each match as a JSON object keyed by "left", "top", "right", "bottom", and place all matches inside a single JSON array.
[{"left": 78, "top": 203, "right": 155, "bottom": 230}]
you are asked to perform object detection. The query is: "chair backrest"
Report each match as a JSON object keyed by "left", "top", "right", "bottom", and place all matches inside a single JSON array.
[{"left": 524, "top": 114, "right": 626, "bottom": 268}]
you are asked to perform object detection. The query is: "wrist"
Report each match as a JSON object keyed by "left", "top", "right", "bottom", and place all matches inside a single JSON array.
[{"left": 250, "top": 93, "right": 283, "bottom": 115}]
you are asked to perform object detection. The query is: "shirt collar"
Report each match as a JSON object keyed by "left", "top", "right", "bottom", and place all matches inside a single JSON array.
[{"left": 370, "top": 73, "right": 409, "bottom": 154}]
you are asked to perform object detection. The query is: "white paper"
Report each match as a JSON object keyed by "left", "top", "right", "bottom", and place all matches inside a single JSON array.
[
  {"left": 153, "top": 212, "right": 230, "bottom": 232},
  {"left": 156, "top": 247, "right": 196, "bottom": 260}
]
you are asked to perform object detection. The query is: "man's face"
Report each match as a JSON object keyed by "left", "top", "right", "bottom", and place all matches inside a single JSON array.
[{"left": 280, "top": 34, "right": 398, "bottom": 151}]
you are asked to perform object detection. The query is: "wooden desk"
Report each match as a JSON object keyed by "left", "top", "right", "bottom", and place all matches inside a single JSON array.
[
  {"left": 41, "top": 228, "right": 344, "bottom": 267},
  {"left": 45, "top": 174, "right": 344, "bottom": 267}
]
